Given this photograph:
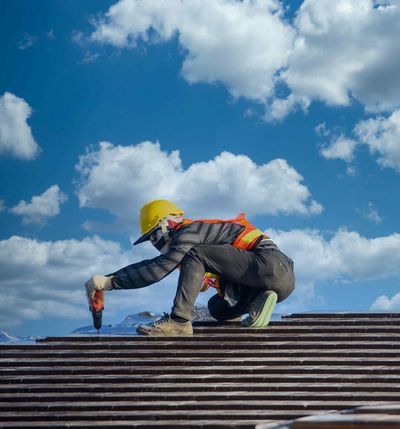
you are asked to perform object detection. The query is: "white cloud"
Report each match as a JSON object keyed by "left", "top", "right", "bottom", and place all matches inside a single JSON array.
[
  {"left": 315, "top": 123, "right": 330, "bottom": 138},
  {"left": 81, "top": 52, "right": 100, "bottom": 64},
  {"left": 371, "top": 292, "right": 400, "bottom": 311},
  {"left": 271, "top": 228, "right": 400, "bottom": 312},
  {"left": 320, "top": 135, "right": 358, "bottom": 163},
  {"left": 346, "top": 165, "right": 357, "bottom": 177},
  {"left": 0, "top": 235, "right": 178, "bottom": 330},
  {"left": 89, "top": 0, "right": 400, "bottom": 119},
  {"left": 0, "top": 92, "right": 40, "bottom": 160},
  {"left": 284, "top": 0, "right": 400, "bottom": 113},
  {"left": 75, "top": 141, "right": 322, "bottom": 232},
  {"left": 265, "top": 94, "right": 309, "bottom": 122},
  {"left": 90, "top": 0, "right": 295, "bottom": 103},
  {"left": 0, "top": 235, "right": 120, "bottom": 328},
  {"left": 10, "top": 185, "right": 68, "bottom": 225},
  {"left": 354, "top": 109, "right": 400, "bottom": 170},
  {"left": 319, "top": 110, "right": 400, "bottom": 171},
  {"left": 361, "top": 202, "right": 383, "bottom": 224},
  {"left": 18, "top": 33, "right": 37, "bottom": 50},
  {"left": 71, "top": 30, "right": 87, "bottom": 46}
]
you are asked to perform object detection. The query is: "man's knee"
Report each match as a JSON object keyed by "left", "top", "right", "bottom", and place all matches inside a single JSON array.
[
  {"left": 260, "top": 250, "right": 294, "bottom": 302},
  {"left": 270, "top": 265, "right": 295, "bottom": 302},
  {"left": 273, "top": 277, "right": 295, "bottom": 302}
]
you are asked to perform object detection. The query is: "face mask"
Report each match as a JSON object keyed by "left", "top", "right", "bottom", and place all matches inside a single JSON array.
[{"left": 150, "top": 215, "right": 183, "bottom": 254}]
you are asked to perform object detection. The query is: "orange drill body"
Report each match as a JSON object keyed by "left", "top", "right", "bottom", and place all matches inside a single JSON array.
[{"left": 90, "top": 290, "right": 104, "bottom": 332}]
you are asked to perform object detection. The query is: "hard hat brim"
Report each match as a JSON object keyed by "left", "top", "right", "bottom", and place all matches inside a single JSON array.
[{"left": 133, "top": 226, "right": 158, "bottom": 246}]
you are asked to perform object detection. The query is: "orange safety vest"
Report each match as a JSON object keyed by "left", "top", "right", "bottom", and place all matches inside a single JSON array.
[
  {"left": 176, "top": 213, "right": 269, "bottom": 294},
  {"left": 177, "top": 212, "right": 268, "bottom": 250}
]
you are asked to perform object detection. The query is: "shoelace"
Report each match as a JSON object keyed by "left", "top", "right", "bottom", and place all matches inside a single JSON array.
[{"left": 154, "top": 313, "right": 171, "bottom": 326}]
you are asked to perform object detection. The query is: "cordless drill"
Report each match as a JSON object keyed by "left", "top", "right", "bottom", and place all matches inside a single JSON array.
[{"left": 90, "top": 290, "right": 104, "bottom": 333}]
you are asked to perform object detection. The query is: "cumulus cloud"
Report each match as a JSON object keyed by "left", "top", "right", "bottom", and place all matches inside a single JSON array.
[
  {"left": 88, "top": 0, "right": 400, "bottom": 119},
  {"left": 271, "top": 228, "right": 400, "bottom": 312},
  {"left": 317, "top": 122, "right": 359, "bottom": 167},
  {"left": 0, "top": 235, "right": 121, "bottom": 329},
  {"left": 320, "top": 135, "right": 358, "bottom": 163},
  {"left": 280, "top": 0, "right": 400, "bottom": 116},
  {"left": 354, "top": 109, "right": 400, "bottom": 170},
  {"left": 371, "top": 293, "right": 400, "bottom": 311},
  {"left": 0, "top": 92, "right": 40, "bottom": 160},
  {"left": 265, "top": 94, "right": 310, "bottom": 122},
  {"left": 75, "top": 141, "right": 322, "bottom": 232},
  {"left": 0, "top": 234, "right": 181, "bottom": 330},
  {"left": 9, "top": 185, "right": 68, "bottom": 225},
  {"left": 90, "top": 0, "right": 295, "bottom": 103},
  {"left": 320, "top": 110, "right": 400, "bottom": 171}
]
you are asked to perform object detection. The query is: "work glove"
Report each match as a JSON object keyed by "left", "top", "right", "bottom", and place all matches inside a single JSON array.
[{"left": 85, "top": 275, "right": 114, "bottom": 303}]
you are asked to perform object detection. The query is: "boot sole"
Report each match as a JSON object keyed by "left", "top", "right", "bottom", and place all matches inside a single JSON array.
[
  {"left": 251, "top": 291, "right": 278, "bottom": 328},
  {"left": 137, "top": 330, "right": 193, "bottom": 336},
  {"left": 136, "top": 325, "right": 193, "bottom": 336}
]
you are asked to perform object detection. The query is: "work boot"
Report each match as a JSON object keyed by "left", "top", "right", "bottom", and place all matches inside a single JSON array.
[
  {"left": 241, "top": 290, "right": 277, "bottom": 328},
  {"left": 137, "top": 313, "right": 193, "bottom": 336}
]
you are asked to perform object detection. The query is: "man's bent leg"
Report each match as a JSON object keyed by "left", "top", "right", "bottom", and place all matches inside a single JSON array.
[
  {"left": 171, "top": 247, "right": 209, "bottom": 320},
  {"left": 172, "top": 244, "right": 267, "bottom": 321}
]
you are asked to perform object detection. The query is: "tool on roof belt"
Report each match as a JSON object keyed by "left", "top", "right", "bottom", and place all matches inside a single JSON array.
[{"left": 90, "top": 290, "right": 104, "bottom": 334}]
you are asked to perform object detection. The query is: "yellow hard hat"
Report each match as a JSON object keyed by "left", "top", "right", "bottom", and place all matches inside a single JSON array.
[{"left": 133, "top": 199, "right": 184, "bottom": 245}]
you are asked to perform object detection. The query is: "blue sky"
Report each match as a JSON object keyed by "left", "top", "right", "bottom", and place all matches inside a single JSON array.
[{"left": 1, "top": 0, "right": 400, "bottom": 337}]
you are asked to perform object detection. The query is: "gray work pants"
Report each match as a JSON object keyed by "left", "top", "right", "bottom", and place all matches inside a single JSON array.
[{"left": 171, "top": 243, "right": 295, "bottom": 321}]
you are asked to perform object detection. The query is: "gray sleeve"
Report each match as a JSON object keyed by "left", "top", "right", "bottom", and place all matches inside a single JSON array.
[{"left": 110, "top": 223, "right": 203, "bottom": 290}]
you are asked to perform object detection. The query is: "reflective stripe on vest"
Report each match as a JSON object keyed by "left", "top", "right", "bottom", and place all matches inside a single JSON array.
[
  {"left": 231, "top": 213, "right": 267, "bottom": 250},
  {"left": 233, "top": 226, "right": 265, "bottom": 250}
]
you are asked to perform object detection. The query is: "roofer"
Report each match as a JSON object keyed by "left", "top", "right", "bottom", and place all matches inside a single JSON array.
[{"left": 85, "top": 199, "right": 295, "bottom": 336}]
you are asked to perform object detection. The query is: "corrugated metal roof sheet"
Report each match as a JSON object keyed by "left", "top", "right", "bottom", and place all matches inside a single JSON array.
[
  {"left": 258, "top": 403, "right": 400, "bottom": 428},
  {"left": 1, "top": 313, "right": 400, "bottom": 428}
]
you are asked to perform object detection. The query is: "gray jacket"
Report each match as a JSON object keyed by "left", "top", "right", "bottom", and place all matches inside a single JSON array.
[{"left": 111, "top": 220, "right": 272, "bottom": 290}]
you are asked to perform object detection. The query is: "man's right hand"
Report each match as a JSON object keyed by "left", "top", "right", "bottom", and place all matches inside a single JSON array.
[{"left": 85, "top": 275, "right": 113, "bottom": 303}]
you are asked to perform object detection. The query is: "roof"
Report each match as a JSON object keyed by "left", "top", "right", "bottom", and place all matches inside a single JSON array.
[{"left": 1, "top": 312, "right": 400, "bottom": 428}]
